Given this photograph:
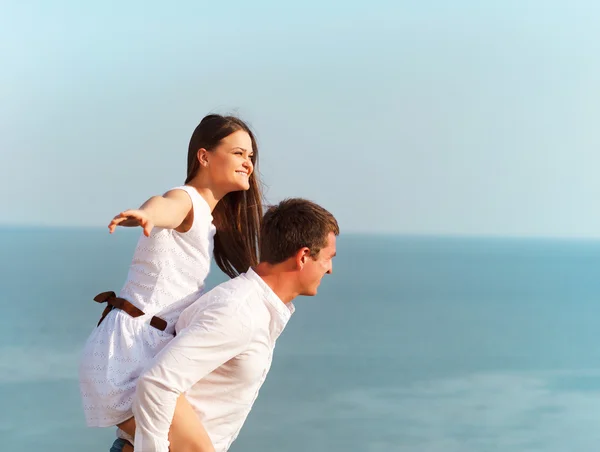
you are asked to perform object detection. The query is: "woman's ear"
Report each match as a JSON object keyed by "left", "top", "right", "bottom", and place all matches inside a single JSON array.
[{"left": 197, "top": 148, "right": 210, "bottom": 167}]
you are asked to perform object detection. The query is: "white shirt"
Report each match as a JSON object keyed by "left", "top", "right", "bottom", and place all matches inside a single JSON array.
[{"left": 132, "top": 268, "right": 295, "bottom": 452}]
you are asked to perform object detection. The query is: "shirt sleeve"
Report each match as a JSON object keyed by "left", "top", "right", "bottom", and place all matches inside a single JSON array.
[{"left": 132, "top": 301, "right": 253, "bottom": 452}]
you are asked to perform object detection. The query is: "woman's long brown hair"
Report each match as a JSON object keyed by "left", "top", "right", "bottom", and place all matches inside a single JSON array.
[{"left": 185, "top": 114, "right": 263, "bottom": 278}]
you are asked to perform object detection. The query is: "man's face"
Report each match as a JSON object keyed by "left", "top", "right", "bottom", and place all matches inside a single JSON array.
[{"left": 298, "top": 232, "right": 337, "bottom": 296}]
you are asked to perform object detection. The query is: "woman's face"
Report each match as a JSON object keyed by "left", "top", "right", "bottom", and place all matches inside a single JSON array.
[{"left": 203, "top": 130, "right": 254, "bottom": 193}]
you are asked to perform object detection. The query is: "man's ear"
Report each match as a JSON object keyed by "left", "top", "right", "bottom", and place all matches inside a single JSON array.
[
  {"left": 197, "top": 148, "right": 210, "bottom": 167},
  {"left": 294, "top": 247, "right": 311, "bottom": 270}
]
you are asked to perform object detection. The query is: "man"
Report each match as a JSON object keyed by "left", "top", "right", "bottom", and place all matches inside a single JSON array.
[{"left": 129, "top": 198, "right": 339, "bottom": 451}]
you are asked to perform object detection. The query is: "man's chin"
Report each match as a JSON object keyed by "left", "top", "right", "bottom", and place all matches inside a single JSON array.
[{"left": 300, "top": 288, "right": 318, "bottom": 297}]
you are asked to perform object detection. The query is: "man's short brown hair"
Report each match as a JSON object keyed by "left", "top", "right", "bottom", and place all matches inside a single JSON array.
[{"left": 259, "top": 198, "right": 340, "bottom": 264}]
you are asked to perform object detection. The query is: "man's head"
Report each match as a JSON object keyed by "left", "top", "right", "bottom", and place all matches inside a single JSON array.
[{"left": 259, "top": 198, "right": 339, "bottom": 296}]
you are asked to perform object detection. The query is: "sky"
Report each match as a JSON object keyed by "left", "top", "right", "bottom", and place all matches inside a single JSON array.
[{"left": 2, "top": 0, "right": 600, "bottom": 236}]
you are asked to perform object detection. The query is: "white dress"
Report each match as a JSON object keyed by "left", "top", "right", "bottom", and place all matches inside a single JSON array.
[{"left": 79, "top": 186, "right": 216, "bottom": 427}]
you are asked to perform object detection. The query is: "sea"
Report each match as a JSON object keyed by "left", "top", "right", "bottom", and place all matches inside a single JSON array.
[{"left": 2, "top": 228, "right": 600, "bottom": 452}]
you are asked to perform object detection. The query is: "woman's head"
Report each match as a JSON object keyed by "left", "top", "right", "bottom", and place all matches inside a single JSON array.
[
  {"left": 185, "top": 114, "right": 258, "bottom": 195},
  {"left": 186, "top": 114, "right": 263, "bottom": 278}
]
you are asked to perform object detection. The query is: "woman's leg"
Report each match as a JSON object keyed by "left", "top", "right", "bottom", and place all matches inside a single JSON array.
[
  {"left": 117, "top": 417, "right": 136, "bottom": 437},
  {"left": 117, "top": 395, "right": 214, "bottom": 452},
  {"left": 115, "top": 418, "right": 135, "bottom": 452}
]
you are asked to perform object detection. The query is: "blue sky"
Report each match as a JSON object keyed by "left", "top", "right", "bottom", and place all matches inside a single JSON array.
[{"left": 2, "top": 0, "right": 600, "bottom": 236}]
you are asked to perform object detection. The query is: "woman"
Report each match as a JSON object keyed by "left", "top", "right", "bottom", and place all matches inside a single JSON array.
[{"left": 79, "top": 114, "right": 263, "bottom": 451}]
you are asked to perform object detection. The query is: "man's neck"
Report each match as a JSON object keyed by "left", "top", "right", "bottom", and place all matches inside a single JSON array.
[{"left": 252, "top": 263, "right": 299, "bottom": 305}]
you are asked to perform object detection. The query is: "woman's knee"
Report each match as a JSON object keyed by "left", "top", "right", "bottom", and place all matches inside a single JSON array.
[{"left": 117, "top": 417, "right": 136, "bottom": 437}]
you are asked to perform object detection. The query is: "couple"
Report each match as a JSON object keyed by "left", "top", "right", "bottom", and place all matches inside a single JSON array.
[{"left": 78, "top": 114, "right": 339, "bottom": 452}]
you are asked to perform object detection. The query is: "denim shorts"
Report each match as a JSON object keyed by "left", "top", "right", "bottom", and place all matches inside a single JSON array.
[{"left": 109, "top": 438, "right": 132, "bottom": 452}]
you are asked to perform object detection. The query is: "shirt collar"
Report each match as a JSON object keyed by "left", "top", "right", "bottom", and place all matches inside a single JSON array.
[{"left": 245, "top": 268, "right": 295, "bottom": 324}]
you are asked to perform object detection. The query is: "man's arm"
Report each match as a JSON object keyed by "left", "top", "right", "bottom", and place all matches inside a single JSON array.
[{"left": 132, "top": 304, "right": 253, "bottom": 452}]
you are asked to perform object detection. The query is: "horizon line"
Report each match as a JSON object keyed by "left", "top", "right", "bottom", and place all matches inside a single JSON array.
[{"left": 2, "top": 224, "right": 600, "bottom": 242}]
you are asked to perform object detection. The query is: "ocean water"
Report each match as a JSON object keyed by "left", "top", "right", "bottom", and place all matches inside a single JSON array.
[{"left": 2, "top": 228, "right": 600, "bottom": 451}]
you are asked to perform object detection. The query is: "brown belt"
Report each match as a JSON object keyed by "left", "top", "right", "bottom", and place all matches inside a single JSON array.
[{"left": 94, "top": 291, "right": 168, "bottom": 332}]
